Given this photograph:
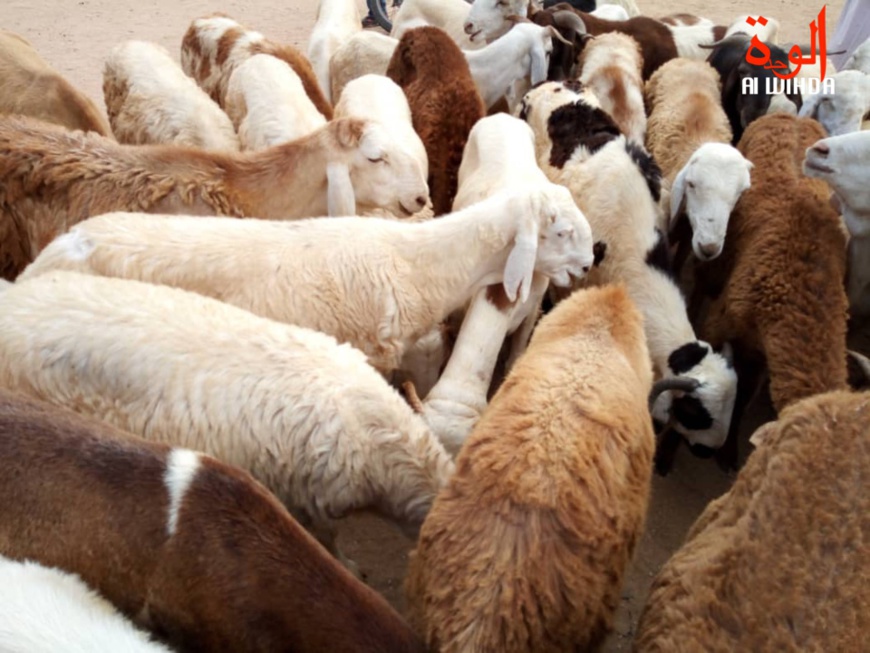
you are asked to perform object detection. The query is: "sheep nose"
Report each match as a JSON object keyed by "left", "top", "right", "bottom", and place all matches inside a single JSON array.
[
  {"left": 464, "top": 22, "right": 474, "bottom": 34},
  {"left": 416, "top": 196, "right": 427, "bottom": 208},
  {"left": 812, "top": 143, "right": 830, "bottom": 157},
  {"left": 699, "top": 243, "right": 720, "bottom": 259}
]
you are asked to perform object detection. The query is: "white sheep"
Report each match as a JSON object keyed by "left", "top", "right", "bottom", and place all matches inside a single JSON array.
[
  {"left": 181, "top": 13, "right": 332, "bottom": 119},
  {"left": 520, "top": 80, "right": 738, "bottom": 453},
  {"left": 307, "top": 0, "right": 361, "bottom": 103},
  {"left": 577, "top": 32, "right": 646, "bottom": 144},
  {"left": 391, "top": 0, "right": 486, "bottom": 50},
  {"left": 0, "top": 556, "right": 173, "bottom": 653},
  {"left": 22, "top": 185, "right": 594, "bottom": 375},
  {"left": 102, "top": 40, "right": 239, "bottom": 151},
  {"left": 333, "top": 74, "right": 428, "bottom": 180},
  {"left": 724, "top": 13, "right": 781, "bottom": 43},
  {"left": 0, "top": 270, "right": 455, "bottom": 574},
  {"left": 329, "top": 31, "right": 399, "bottom": 102},
  {"left": 799, "top": 69, "right": 870, "bottom": 136},
  {"left": 803, "top": 130, "right": 870, "bottom": 317},
  {"left": 645, "top": 58, "right": 753, "bottom": 261},
  {"left": 225, "top": 54, "right": 327, "bottom": 150},
  {"left": 421, "top": 113, "right": 568, "bottom": 453},
  {"left": 0, "top": 114, "right": 430, "bottom": 281}
]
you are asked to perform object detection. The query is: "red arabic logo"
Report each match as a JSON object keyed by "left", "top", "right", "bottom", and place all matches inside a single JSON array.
[{"left": 744, "top": 6, "right": 828, "bottom": 81}]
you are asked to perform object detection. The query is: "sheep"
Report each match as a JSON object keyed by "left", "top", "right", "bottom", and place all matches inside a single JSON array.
[
  {"left": 0, "top": 29, "right": 112, "bottom": 137},
  {"left": 333, "top": 74, "right": 428, "bottom": 181},
  {"left": 21, "top": 184, "right": 595, "bottom": 376},
  {"left": 521, "top": 81, "right": 738, "bottom": 458},
  {"left": 803, "top": 130, "right": 870, "bottom": 317},
  {"left": 392, "top": 0, "right": 485, "bottom": 49},
  {"left": 633, "top": 390, "right": 870, "bottom": 653},
  {"left": 527, "top": 8, "right": 593, "bottom": 81},
  {"left": 577, "top": 31, "right": 646, "bottom": 144},
  {"left": 693, "top": 114, "right": 849, "bottom": 470},
  {"left": 0, "top": 114, "right": 429, "bottom": 280},
  {"left": 180, "top": 13, "right": 332, "bottom": 119},
  {"left": 0, "top": 556, "right": 173, "bottom": 653},
  {"left": 420, "top": 113, "right": 586, "bottom": 452},
  {"left": 507, "top": 3, "right": 678, "bottom": 80},
  {"left": 0, "top": 270, "right": 455, "bottom": 575},
  {"left": 387, "top": 26, "right": 486, "bottom": 215},
  {"left": 703, "top": 33, "right": 801, "bottom": 144},
  {"left": 224, "top": 54, "right": 327, "bottom": 150},
  {"left": 329, "top": 30, "right": 399, "bottom": 101},
  {"left": 307, "top": 0, "right": 361, "bottom": 103},
  {"left": 798, "top": 69, "right": 870, "bottom": 136},
  {"left": 102, "top": 40, "right": 239, "bottom": 151},
  {"left": 644, "top": 58, "right": 753, "bottom": 262},
  {"left": 0, "top": 389, "right": 425, "bottom": 653},
  {"left": 406, "top": 284, "right": 656, "bottom": 653}
]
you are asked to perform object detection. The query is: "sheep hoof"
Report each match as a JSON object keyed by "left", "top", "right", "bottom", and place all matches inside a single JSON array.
[{"left": 401, "top": 380, "right": 425, "bottom": 414}]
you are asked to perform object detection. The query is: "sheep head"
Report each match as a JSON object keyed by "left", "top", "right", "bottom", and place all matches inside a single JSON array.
[
  {"left": 464, "top": 0, "right": 529, "bottom": 44},
  {"left": 333, "top": 119, "right": 430, "bottom": 218},
  {"left": 650, "top": 341, "right": 737, "bottom": 453},
  {"left": 502, "top": 184, "right": 595, "bottom": 303},
  {"left": 669, "top": 143, "right": 753, "bottom": 261},
  {"left": 803, "top": 130, "right": 870, "bottom": 231},
  {"left": 798, "top": 70, "right": 870, "bottom": 137}
]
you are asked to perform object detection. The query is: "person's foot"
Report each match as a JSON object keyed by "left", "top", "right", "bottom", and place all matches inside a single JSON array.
[{"left": 361, "top": 15, "right": 378, "bottom": 28}]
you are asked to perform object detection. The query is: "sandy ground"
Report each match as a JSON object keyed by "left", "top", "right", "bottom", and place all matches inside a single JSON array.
[{"left": 2, "top": 0, "right": 849, "bottom": 650}]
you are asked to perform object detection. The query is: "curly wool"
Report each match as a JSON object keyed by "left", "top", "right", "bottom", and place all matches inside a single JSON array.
[{"left": 634, "top": 390, "right": 870, "bottom": 653}]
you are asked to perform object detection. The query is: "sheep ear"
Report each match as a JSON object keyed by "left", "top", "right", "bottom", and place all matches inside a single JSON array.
[
  {"left": 335, "top": 119, "right": 364, "bottom": 148},
  {"left": 669, "top": 165, "right": 688, "bottom": 232},
  {"left": 797, "top": 89, "right": 823, "bottom": 119},
  {"left": 326, "top": 162, "right": 356, "bottom": 216},
  {"left": 749, "top": 421, "right": 777, "bottom": 448},
  {"left": 530, "top": 39, "right": 549, "bottom": 86},
  {"left": 503, "top": 217, "right": 539, "bottom": 305}
]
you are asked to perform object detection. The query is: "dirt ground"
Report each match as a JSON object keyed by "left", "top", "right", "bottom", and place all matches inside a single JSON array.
[{"left": 2, "top": 0, "right": 848, "bottom": 650}]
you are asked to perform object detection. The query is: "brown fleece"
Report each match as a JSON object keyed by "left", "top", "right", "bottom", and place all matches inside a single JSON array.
[
  {"left": 634, "top": 390, "right": 870, "bottom": 653},
  {"left": 696, "top": 114, "right": 848, "bottom": 414},
  {"left": 0, "top": 389, "right": 424, "bottom": 653},
  {"left": 386, "top": 26, "right": 485, "bottom": 216},
  {"left": 406, "top": 284, "right": 655, "bottom": 653}
]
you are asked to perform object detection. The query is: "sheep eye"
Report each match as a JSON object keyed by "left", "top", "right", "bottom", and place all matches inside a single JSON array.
[
  {"left": 367, "top": 157, "right": 384, "bottom": 163},
  {"left": 687, "top": 181, "right": 696, "bottom": 189}
]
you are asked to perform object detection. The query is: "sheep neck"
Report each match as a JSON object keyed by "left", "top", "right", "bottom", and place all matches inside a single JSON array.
[
  {"left": 224, "top": 126, "right": 341, "bottom": 219},
  {"left": 397, "top": 203, "right": 518, "bottom": 316},
  {"left": 464, "top": 35, "right": 524, "bottom": 108}
]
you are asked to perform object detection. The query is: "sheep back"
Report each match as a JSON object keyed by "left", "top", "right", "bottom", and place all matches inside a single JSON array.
[
  {"left": 406, "top": 283, "right": 654, "bottom": 653},
  {"left": 386, "top": 26, "right": 485, "bottom": 216},
  {"left": 0, "top": 30, "right": 112, "bottom": 138},
  {"left": 634, "top": 390, "right": 870, "bottom": 653},
  {"left": 644, "top": 58, "right": 731, "bottom": 178},
  {"left": 698, "top": 114, "right": 848, "bottom": 412}
]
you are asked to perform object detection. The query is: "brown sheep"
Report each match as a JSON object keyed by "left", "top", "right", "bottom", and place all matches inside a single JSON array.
[
  {"left": 0, "top": 389, "right": 424, "bottom": 653},
  {"left": 405, "top": 283, "right": 655, "bottom": 652},
  {"left": 0, "top": 114, "right": 426, "bottom": 281},
  {"left": 693, "top": 113, "right": 850, "bottom": 469},
  {"left": 0, "top": 29, "right": 112, "bottom": 137},
  {"left": 634, "top": 390, "right": 870, "bottom": 653},
  {"left": 181, "top": 13, "right": 333, "bottom": 120},
  {"left": 387, "top": 26, "right": 486, "bottom": 216}
]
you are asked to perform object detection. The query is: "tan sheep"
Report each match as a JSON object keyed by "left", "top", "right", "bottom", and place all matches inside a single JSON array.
[
  {"left": 0, "top": 29, "right": 111, "bottom": 137},
  {"left": 0, "top": 114, "right": 428, "bottom": 280},
  {"left": 634, "top": 390, "right": 870, "bottom": 653},
  {"left": 406, "top": 283, "right": 655, "bottom": 652}
]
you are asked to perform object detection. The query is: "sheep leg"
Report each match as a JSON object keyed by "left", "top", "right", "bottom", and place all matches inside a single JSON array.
[
  {"left": 653, "top": 426, "right": 683, "bottom": 476},
  {"left": 715, "top": 353, "right": 762, "bottom": 473}
]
